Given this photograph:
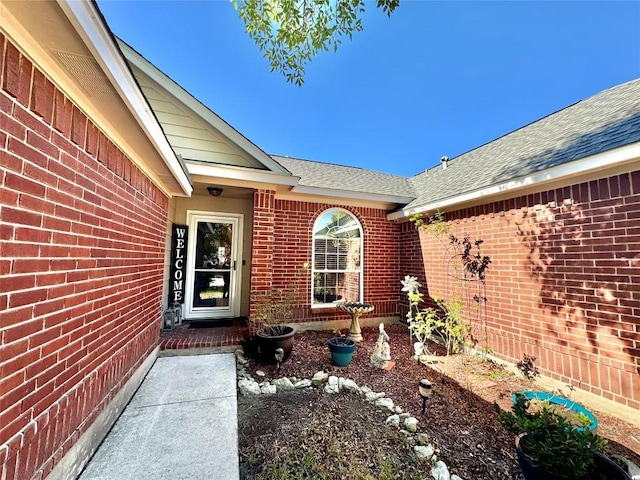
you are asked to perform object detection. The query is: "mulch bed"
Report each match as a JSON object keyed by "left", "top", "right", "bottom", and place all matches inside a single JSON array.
[{"left": 237, "top": 323, "right": 640, "bottom": 479}]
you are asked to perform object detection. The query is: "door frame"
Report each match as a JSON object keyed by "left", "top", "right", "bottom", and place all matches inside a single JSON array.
[{"left": 184, "top": 210, "right": 244, "bottom": 319}]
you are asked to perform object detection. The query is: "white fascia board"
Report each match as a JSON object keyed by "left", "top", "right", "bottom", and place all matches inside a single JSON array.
[
  {"left": 56, "top": 0, "right": 193, "bottom": 197},
  {"left": 291, "top": 185, "right": 415, "bottom": 205},
  {"left": 118, "top": 41, "right": 290, "bottom": 177},
  {"left": 388, "top": 142, "right": 640, "bottom": 221},
  {"left": 187, "top": 162, "right": 300, "bottom": 186}
]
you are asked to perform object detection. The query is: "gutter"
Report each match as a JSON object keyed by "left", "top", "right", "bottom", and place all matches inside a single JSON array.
[
  {"left": 57, "top": 0, "right": 193, "bottom": 197},
  {"left": 388, "top": 142, "right": 640, "bottom": 221}
]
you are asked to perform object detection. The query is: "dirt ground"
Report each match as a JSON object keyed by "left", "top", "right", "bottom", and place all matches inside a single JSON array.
[{"left": 237, "top": 324, "right": 640, "bottom": 480}]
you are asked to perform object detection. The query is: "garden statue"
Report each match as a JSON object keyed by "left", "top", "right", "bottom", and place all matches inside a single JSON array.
[{"left": 370, "top": 323, "right": 391, "bottom": 369}]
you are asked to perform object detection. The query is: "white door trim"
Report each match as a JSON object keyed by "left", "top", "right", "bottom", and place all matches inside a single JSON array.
[{"left": 184, "top": 211, "right": 243, "bottom": 319}]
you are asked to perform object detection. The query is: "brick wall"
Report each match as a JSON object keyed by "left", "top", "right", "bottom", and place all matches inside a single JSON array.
[
  {"left": 249, "top": 199, "right": 400, "bottom": 328},
  {"left": 400, "top": 172, "right": 640, "bottom": 409},
  {"left": 0, "top": 33, "right": 169, "bottom": 479}
]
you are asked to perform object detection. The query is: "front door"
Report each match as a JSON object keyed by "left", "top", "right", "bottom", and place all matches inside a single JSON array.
[{"left": 185, "top": 212, "right": 243, "bottom": 319}]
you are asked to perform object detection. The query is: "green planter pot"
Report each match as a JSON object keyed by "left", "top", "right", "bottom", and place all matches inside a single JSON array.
[{"left": 328, "top": 337, "right": 356, "bottom": 367}]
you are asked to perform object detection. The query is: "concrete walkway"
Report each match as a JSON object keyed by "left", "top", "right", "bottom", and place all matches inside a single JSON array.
[{"left": 79, "top": 354, "right": 239, "bottom": 480}]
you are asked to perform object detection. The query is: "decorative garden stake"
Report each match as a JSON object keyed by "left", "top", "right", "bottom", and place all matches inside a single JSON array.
[
  {"left": 419, "top": 379, "right": 432, "bottom": 414},
  {"left": 274, "top": 348, "right": 284, "bottom": 371}
]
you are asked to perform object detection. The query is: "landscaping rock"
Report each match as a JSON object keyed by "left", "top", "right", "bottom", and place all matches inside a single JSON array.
[
  {"left": 365, "top": 391, "right": 385, "bottom": 402},
  {"left": 260, "top": 384, "right": 277, "bottom": 394},
  {"left": 255, "top": 370, "right": 266, "bottom": 377},
  {"left": 271, "top": 377, "right": 295, "bottom": 391},
  {"left": 341, "top": 379, "right": 361, "bottom": 394},
  {"left": 375, "top": 398, "right": 395, "bottom": 413},
  {"left": 294, "top": 379, "right": 312, "bottom": 389},
  {"left": 418, "top": 433, "right": 430, "bottom": 445},
  {"left": 324, "top": 376, "right": 340, "bottom": 394},
  {"left": 385, "top": 414, "right": 400, "bottom": 426},
  {"left": 311, "top": 371, "right": 328, "bottom": 386},
  {"left": 431, "top": 460, "right": 450, "bottom": 480},
  {"left": 414, "top": 444, "right": 435, "bottom": 461},
  {"left": 399, "top": 413, "right": 411, "bottom": 421},
  {"left": 404, "top": 417, "right": 418, "bottom": 433},
  {"left": 238, "top": 379, "right": 261, "bottom": 396}
]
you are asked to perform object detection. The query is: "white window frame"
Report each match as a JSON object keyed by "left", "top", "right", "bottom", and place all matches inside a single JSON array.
[{"left": 311, "top": 208, "right": 363, "bottom": 309}]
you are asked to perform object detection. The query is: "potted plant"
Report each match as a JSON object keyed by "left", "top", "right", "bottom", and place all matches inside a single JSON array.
[
  {"left": 251, "top": 264, "right": 308, "bottom": 363},
  {"left": 327, "top": 333, "right": 356, "bottom": 366},
  {"left": 496, "top": 394, "right": 631, "bottom": 480}
]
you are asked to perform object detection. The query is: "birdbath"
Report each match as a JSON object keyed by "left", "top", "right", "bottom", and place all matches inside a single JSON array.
[{"left": 337, "top": 302, "right": 374, "bottom": 343}]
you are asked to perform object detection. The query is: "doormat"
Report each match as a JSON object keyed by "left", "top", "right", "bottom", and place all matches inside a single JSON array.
[{"left": 188, "top": 318, "right": 247, "bottom": 329}]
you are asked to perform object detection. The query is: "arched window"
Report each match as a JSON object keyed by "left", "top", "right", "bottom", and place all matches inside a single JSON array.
[{"left": 312, "top": 209, "right": 363, "bottom": 307}]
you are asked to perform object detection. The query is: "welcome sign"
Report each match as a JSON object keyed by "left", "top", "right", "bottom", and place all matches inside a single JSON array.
[{"left": 169, "top": 224, "right": 188, "bottom": 305}]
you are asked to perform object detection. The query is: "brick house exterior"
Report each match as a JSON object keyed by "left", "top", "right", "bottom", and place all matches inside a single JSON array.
[
  {"left": 1, "top": 2, "right": 639, "bottom": 479},
  {"left": 1, "top": 3, "right": 191, "bottom": 479},
  {"left": 398, "top": 171, "right": 640, "bottom": 411}
]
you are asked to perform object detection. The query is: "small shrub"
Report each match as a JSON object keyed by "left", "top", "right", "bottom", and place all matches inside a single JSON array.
[{"left": 517, "top": 354, "right": 540, "bottom": 380}]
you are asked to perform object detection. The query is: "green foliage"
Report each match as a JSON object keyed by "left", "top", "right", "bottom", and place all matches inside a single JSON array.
[
  {"left": 401, "top": 274, "right": 467, "bottom": 355},
  {"left": 253, "top": 263, "right": 309, "bottom": 334},
  {"left": 234, "top": 0, "right": 399, "bottom": 85},
  {"left": 496, "top": 394, "right": 607, "bottom": 480}
]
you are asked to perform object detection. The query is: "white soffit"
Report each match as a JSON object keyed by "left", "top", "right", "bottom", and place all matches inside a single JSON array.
[
  {"left": 57, "top": 0, "right": 192, "bottom": 196},
  {"left": 389, "top": 142, "right": 640, "bottom": 220}
]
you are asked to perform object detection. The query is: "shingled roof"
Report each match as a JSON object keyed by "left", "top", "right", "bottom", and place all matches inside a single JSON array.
[
  {"left": 271, "top": 155, "right": 416, "bottom": 200},
  {"left": 403, "top": 78, "right": 640, "bottom": 212}
]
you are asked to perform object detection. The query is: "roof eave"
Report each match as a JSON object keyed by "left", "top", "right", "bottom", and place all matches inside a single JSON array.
[
  {"left": 186, "top": 161, "right": 300, "bottom": 186},
  {"left": 291, "top": 185, "right": 415, "bottom": 205},
  {"left": 389, "top": 141, "right": 640, "bottom": 221},
  {"left": 57, "top": 0, "right": 193, "bottom": 196}
]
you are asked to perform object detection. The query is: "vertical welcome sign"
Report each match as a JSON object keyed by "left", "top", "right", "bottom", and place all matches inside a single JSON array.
[{"left": 169, "top": 224, "right": 188, "bottom": 305}]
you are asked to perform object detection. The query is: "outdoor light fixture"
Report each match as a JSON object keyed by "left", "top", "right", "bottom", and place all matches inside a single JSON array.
[
  {"left": 207, "top": 186, "right": 223, "bottom": 197},
  {"left": 162, "top": 309, "right": 175, "bottom": 331},
  {"left": 274, "top": 348, "right": 284, "bottom": 370},
  {"left": 419, "top": 379, "right": 433, "bottom": 414}
]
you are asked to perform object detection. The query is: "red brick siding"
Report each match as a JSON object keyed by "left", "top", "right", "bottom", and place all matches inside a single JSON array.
[
  {"left": 0, "top": 33, "right": 169, "bottom": 480},
  {"left": 249, "top": 199, "right": 400, "bottom": 329},
  {"left": 400, "top": 172, "right": 640, "bottom": 410}
]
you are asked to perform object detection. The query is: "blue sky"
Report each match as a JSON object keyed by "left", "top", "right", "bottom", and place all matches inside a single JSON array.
[{"left": 97, "top": 1, "right": 640, "bottom": 178}]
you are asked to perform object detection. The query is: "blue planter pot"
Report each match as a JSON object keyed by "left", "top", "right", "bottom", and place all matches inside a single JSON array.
[
  {"left": 513, "top": 390, "right": 598, "bottom": 431},
  {"left": 328, "top": 337, "right": 356, "bottom": 366}
]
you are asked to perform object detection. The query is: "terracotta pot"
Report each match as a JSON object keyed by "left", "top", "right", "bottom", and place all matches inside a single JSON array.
[
  {"left": 515, "top": 433, "right": 631, "bottom": 480},
  {"left": 256, "top": 326, "right": 295, "bottom": 363}
]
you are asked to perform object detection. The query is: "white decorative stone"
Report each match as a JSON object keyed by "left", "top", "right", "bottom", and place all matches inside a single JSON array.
[
  {"left": 399, "top": 413, "right": 411, "bottom": 421},
  {"left": 341, "top": 379, "right": 361, "bottom": 394},
  {"left": 414, "top": 444, "right": 435, "bottom": 461},
  {"left": 375, "top": 397, "right": 395, "bottom": 414},
  {"left": 404, "top": 417, "right": 418, "bottom": 433},
  {"left": 431, "top": 460, "right": 450, "bottom": 480},
  {"left": 418, "top": 433, "right": 430, "bottom": 445},
  {"left": 260, "top": 384, "right": 277, "bottom": 394},
  {"left": 311, "top": 371, "right": 329, "bottom": 386},
  {"left": 361, "top": 386, "right": 372, "bottom": 394},
  {"left": 394, "top": 406, "right": 403, "bottom": 414},
  {"left": 365, "top": 391, "right": 385, "bottom": 402},
  {"left": 271, "top": 377, "right": 295, "bottom": 391},
  {"left": 294, "top": 379, "right": 312, "bottom": 389},
  {"left": 238, "top": 379, "right": 261, "bottom": 396},
  {"left": 255, "top": 370, "right": 266, "bottom": 377},
  {"left": 451, "top": 476, "right": 464, "bottom": 480},
  {"left": 385, "top": 414, "right": 400, "bottom": 426}
]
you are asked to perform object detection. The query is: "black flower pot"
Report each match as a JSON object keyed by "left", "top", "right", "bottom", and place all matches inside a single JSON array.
[
  {"left": 256, "top": 326, "right": 295, "bottom": 363},
  {"left": 515, "top": 434, "right": 631, "bottom": 480},
  {"left": 327, "top": 337, "right": 356, "bottom": 366}
]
